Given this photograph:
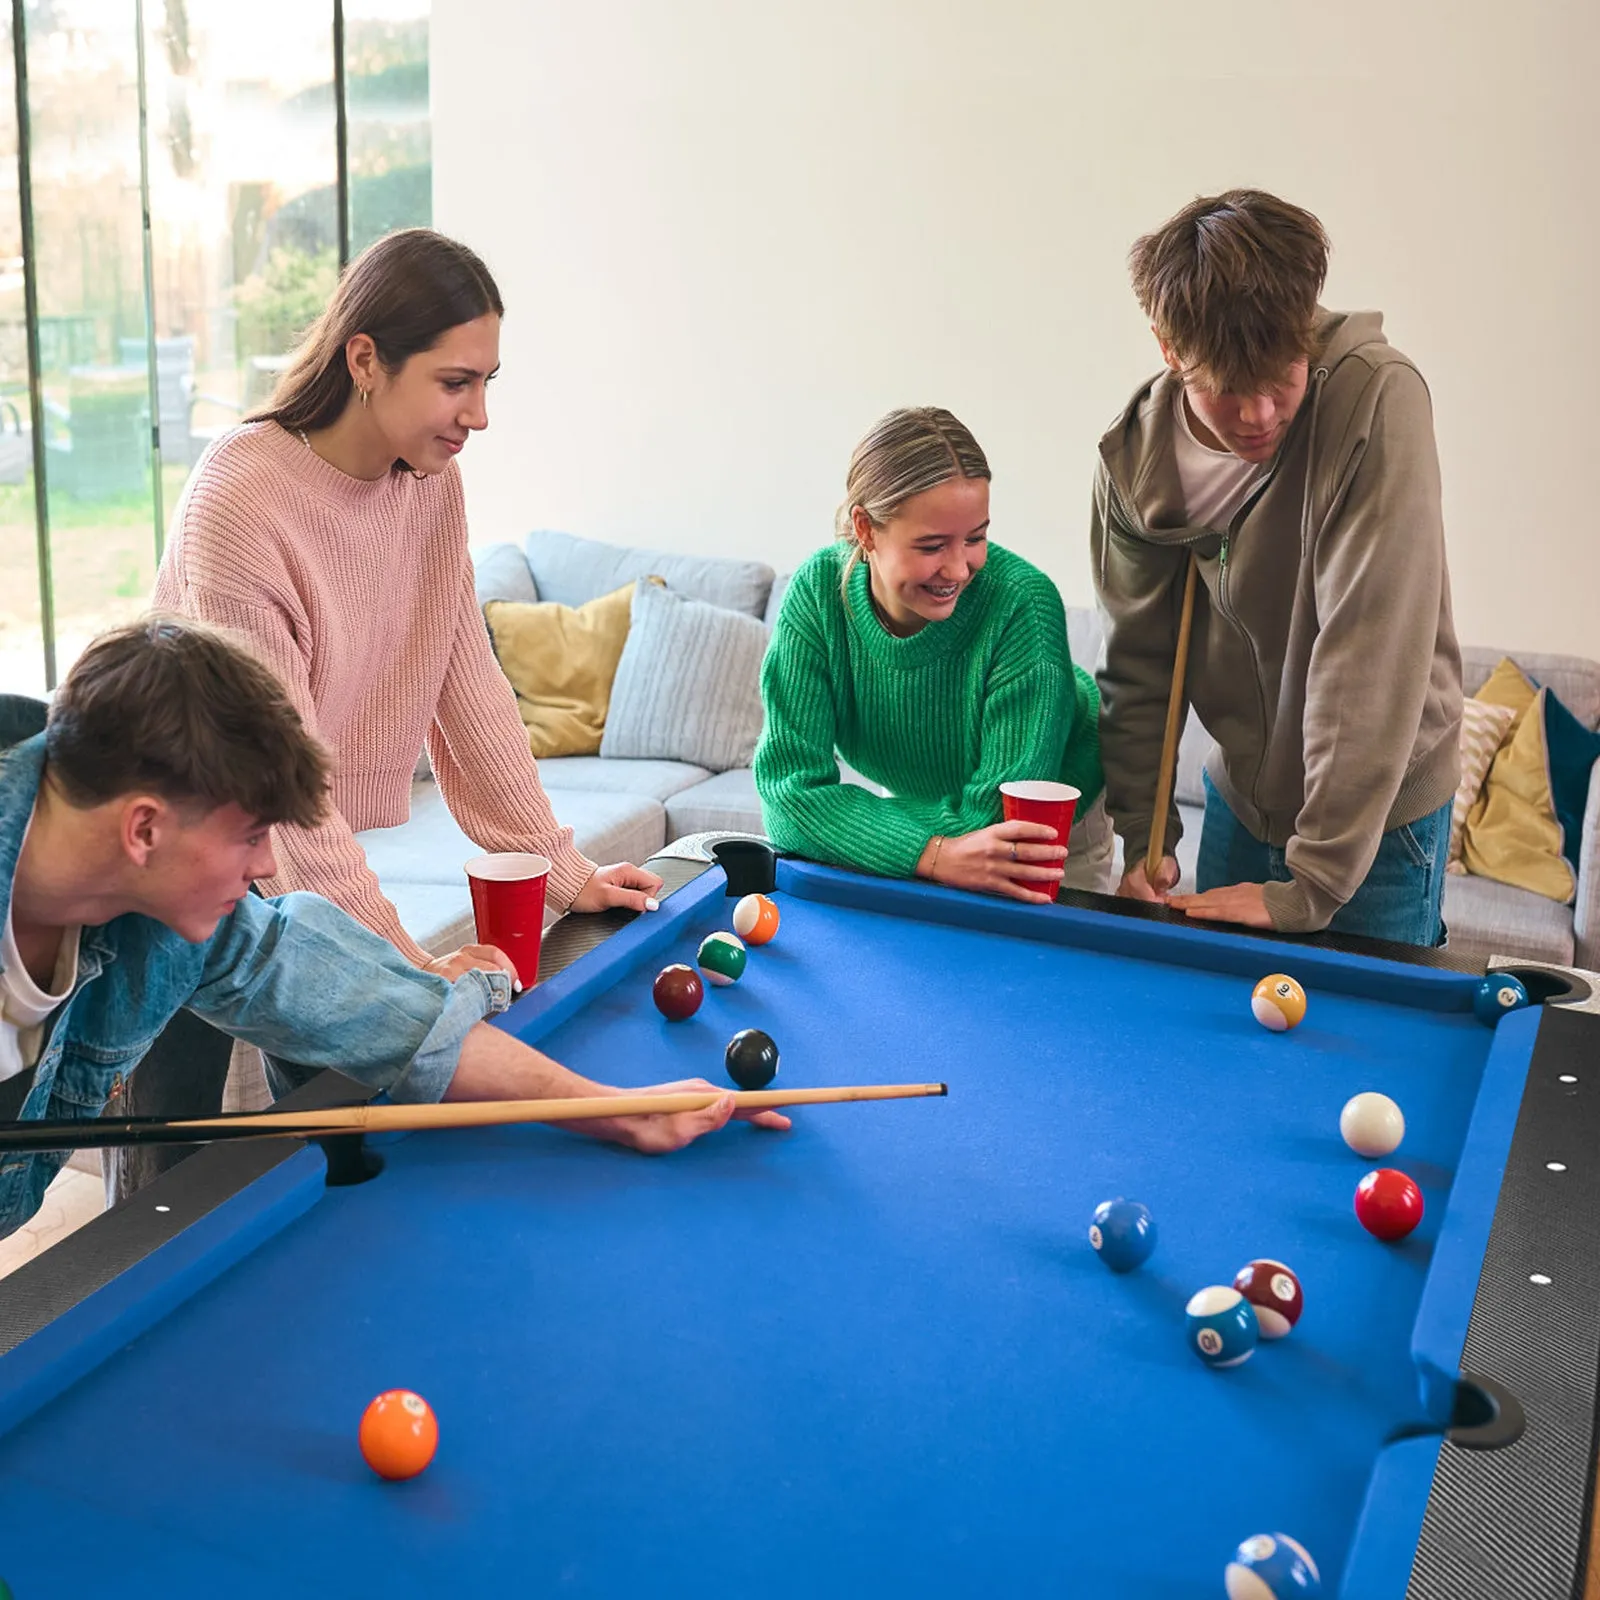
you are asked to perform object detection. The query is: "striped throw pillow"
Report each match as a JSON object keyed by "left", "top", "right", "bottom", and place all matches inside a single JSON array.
[{"left": 1446, "top": 697, "right": 1517, "bottom": 874}]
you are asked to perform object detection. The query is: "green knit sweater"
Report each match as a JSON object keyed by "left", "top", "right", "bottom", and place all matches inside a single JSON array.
[{"left": 754, "top": 541, "right": 1103, "bottom": 878}]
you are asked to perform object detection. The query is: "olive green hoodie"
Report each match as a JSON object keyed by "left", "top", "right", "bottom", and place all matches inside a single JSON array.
[{"left": 1090, "top": 309, "right": 1462, "bottom": 933}]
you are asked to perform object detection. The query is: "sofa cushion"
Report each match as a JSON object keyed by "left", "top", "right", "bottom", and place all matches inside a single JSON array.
[
  {"left": 765, "top": 571, "right": 793, "bottom": 627},
  {"left": 385, "top": 881, "right": 476, "bottom": 957},
  {"left": 484, "top": 582, "right": 637, "bottom": 758},
  {"left": 357, "top": 782, "right": 667, "bottom": 887},
  {"left": 665, "top": 768, "right": 765, "bottom": 839},
  {"left": 525, "top": 529, "right": 774, "bottom": 619},
  {"left": 474, "top": 541, "right": 540, "bottom": 607},
  {"left": 602, "top": 582, "right": 768, "bottom": 772},
  {"left": 537, "top": 756, "right": 713, "bottom": 801},
  {"left": 1442, "top": 870, "right": 1577, "bottom": 968}
]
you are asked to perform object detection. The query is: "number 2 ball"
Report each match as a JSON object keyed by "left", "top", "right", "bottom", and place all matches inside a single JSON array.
[
  {"left": 732, "top": 893, "right": 780, "bottom": 946},
  {"left": 1252, "top": 974, "right": 1307, "bottom": 1032},
  {"left": 1474, "top": 972, "right": 1529, "bottom": 1028},
  {"left": 652, "top": 963, "right": 705, "bottom": 1021}
]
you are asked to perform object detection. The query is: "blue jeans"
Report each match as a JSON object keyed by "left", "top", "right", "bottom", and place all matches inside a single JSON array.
[{"left": 1196, "top": 772, "right": 1450, "bottom": 946}]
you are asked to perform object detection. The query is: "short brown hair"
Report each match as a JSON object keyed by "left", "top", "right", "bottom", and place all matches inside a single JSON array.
[
  {"left": 46, "top": 617, "right": 331, "bottom": 827},
  {"left": 1129, "top": 190, "right": 1330, "bottom": 393},
  {"left": 249, "top": 228, "right": 503, "bottom": 457}
]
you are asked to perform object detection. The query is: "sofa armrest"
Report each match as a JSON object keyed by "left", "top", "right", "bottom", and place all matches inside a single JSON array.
[{"left": 1573, "top": 755, "right": 1600, "bottom": 971}]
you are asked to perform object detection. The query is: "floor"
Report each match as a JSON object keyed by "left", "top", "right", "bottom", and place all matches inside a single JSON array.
[{"left": 0, "top": 1161, "right": 104, "bottom": 1281}]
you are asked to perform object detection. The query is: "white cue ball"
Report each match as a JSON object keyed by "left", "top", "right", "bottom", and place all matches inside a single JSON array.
[{"left": 1340, "top": 1091, "right": 1405, "bottom": 1158}]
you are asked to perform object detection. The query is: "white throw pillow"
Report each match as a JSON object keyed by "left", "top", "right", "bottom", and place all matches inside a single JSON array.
[{"left": 601, "top": 581, "right": 768, "bottom": 772}]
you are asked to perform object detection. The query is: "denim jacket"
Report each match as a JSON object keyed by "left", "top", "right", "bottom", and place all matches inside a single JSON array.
[{"left": 0, "top": 734, "right": 511, "bottom": 1239}]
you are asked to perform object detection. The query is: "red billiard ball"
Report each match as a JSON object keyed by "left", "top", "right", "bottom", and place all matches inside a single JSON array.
[
  {"left": 359, "top": 1389, "right": 438, "bottom": 1480},
  {"left": 1232, "top": 1259, "right": 1304, "bottom": 1338},
  {"left": 1355, "top": 1168, "right": 1424, "bottom": 1241},
  {"left": 652, "top": 963, "right": 705, "bottom": 1022}
]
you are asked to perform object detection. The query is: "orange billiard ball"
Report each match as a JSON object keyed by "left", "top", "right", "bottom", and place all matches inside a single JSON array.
[
  {"left": 359, "top": 1389, "right": 438, "bottom": 1480},
  {"left": 732, "top": 893, "right": 780, "bottom": 946}
]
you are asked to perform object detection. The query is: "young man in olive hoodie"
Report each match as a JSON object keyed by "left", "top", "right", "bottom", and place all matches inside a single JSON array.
[{"left": 1091, "top": 190, "right": 1461, "bottom": 943}]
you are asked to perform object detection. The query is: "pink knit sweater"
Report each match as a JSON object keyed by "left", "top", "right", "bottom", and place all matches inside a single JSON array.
[{"left": 152, "top": 421, "right": 595, "bottom": 966}]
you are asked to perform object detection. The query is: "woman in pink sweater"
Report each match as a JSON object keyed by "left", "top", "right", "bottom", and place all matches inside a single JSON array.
[
  {"left": 121, "top": 232, "right": 665, "bottom": 1197},
  {"left": 154, "top": 229, "right": 662, "bottom": 972}
]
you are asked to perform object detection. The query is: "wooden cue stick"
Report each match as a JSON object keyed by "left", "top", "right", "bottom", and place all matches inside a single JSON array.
[
  {"left": 0, "top": 1082, "right": 950, "bottom": 1152},
  {"left": 1145, "top": 549, "right": 1200, "bottom": 883}
]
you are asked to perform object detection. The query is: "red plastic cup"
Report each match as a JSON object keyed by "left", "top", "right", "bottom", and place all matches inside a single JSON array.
[
  {"left": 464, "top": 852, "right": 550, "bottom": 989},
  {"left": 999, "top": 780, "right": 1080, "bottom": 896}
]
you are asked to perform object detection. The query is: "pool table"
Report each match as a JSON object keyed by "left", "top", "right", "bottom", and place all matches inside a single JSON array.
[{"left": 2, "top": 852, "right": 1599, "bottom": 1599}]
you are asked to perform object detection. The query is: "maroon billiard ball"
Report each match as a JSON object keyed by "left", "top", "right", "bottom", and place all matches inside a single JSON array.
[
  {"left": 652, "top": 963, "right": 704, "bottom": 1022},
  {"left": 1355, "top": 1168, "right": 1424, "bottom": 1241},
  {"left": 1232, "top": 1259, "right": 1304, "bottom": 1338}
]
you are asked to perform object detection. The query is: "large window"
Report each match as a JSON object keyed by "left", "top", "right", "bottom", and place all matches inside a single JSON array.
[{"left": 1, "top": 0, "right": 430, "bottom": 694}]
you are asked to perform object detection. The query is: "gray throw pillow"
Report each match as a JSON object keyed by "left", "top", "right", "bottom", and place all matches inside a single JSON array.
[
  {"left": 601, "top": 581, "right": 767, "bottom": 772},
  {"left": 523, "top": 528, "right": 773, "bottom": 617}
]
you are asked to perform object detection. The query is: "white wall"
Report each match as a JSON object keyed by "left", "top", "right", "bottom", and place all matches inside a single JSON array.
[{"left": 433, "top": 0, "right": 1599, "bottom": 660}]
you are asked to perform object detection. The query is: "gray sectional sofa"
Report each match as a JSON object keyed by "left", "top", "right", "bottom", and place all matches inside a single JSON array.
[{"left": 364, "top": 530, "right": 1600, "bottom": 976}]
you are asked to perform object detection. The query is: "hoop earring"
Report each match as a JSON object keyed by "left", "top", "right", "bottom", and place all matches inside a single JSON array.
[{"left": 359, "top": 387, "right": 369, "bottom": 408}]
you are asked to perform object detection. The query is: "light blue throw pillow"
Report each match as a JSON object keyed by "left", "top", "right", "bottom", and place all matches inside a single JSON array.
[{"left": 601, "top": 582, "right": 767, "bottom": 772}]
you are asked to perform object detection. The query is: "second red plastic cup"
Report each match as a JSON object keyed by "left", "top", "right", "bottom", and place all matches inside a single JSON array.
[
  {"left": 999, "top": 780, "right": 1080, "bottom": 896},
  {"left": 465, "top": 852, "right": 551, "bottom": 990}
]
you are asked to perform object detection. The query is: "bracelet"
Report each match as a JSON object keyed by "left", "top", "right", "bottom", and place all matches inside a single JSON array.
[{"left": 928, "top": 835, "right": 945, "bottom": 882}]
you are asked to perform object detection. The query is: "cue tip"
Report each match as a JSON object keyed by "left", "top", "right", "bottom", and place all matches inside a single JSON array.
[{"left": 936, "top": 1083, "right": 949, "bottom": 1096}]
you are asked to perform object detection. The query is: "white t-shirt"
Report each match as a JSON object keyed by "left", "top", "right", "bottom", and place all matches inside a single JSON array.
[
  {"left": 1172, "top": 386, "right": 1263, "bottom": 531},
  {"left": 0, "top": 901, "right": 79, "bottom": 1085}
]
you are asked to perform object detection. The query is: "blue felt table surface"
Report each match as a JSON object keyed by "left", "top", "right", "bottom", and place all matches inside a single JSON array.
[{"left": 0, "top": 871, "right": 1500, "bottom": 1598}]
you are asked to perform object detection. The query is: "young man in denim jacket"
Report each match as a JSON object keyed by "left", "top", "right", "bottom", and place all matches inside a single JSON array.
[{"left": 0, "top": 617, "right": 788, "bottom": 1239}]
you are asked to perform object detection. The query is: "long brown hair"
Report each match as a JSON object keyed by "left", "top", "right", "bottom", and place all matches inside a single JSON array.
[{"left": 250, "top": 228, "right": 504, "bottom": 439}]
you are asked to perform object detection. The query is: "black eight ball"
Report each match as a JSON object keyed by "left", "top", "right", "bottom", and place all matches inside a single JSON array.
[{"left": 724, "top": 1028, "right": 779, "bottom": 1091}]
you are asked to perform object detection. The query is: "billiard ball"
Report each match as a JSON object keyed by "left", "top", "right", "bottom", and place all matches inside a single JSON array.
[
  {"left": 1355, "top": 1167, "right": 1424, "bottom": 1241},
  {"left": 1225, "top": 1531, "right": 1322, "bottom": 1598},
  {"left": 697, "top": 931, "right": 748, "bottom": 987},
  {"left": 732, "top": 892, "right": 780, "bottom": 946},
  {"left": 1185, "top": 1285, "right": 1259, "bottom": 1368},
  {"left": 1232, "top": 1259, "right": 1304, "bottom": 1339},
  {"left": 1474, "top": 972, "right": 1529, "bottom": 1028},
  {"left": 1088, "top": 1198, "right": 1157, "bottom": 1273},
  {"left": 1252, "top": 974, "right": 1306, "bottom": 1032},
  {"left": 1340, "top": 1091, "right": 1405, "bottom": 1158},
  {"left": 725, "top": 1027, "right": 779, "bottom": 1090},
  {"left": 359, "top": 1389, "right": 438, "bottom": 1480},
  {"left": 652, "top": 963, "right": 705, "bottom": 1022}
]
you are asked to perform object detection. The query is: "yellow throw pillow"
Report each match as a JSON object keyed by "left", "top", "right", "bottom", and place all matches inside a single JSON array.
[
  {"left": 1471, "top": 656, "right": 1538, "bottom": 728},
  {"left": 484, "top": 582, "right": 639, "bottom": 759},
  {"left": 1460, "top": 685, "right": 1576, "bottom": 904}
]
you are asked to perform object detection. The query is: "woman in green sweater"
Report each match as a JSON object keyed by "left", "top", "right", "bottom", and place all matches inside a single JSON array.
[{"left": 755, "top": 407, "right": 1108, "bottom": 903}]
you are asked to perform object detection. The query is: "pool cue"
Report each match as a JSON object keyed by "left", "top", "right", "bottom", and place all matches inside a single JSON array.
[
  {"left": 0, "top": 1082, "right": 950, "bottom": 1152},
  {"left": 1145, "top": 549, "right": 1200, "bottom": 884}
]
